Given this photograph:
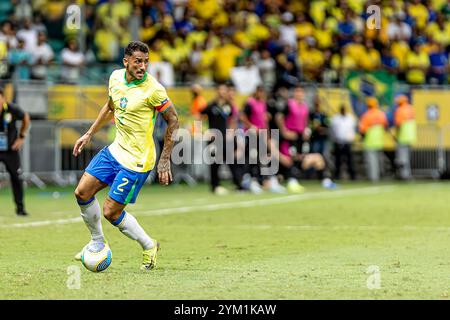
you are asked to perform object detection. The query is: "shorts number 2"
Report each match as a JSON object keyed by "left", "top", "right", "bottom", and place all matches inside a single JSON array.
[{"left": 117, "top": 178, "right": 129, "bottom": 192}]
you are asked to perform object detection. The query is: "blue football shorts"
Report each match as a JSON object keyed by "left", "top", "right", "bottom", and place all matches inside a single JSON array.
[{"left": 85, "top": 147, "right": 151, "bottom": 205}]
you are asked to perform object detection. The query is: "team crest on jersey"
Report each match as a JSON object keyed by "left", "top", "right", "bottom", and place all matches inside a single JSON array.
[{"left": 120, "top": 97, "right": 128, "bottom": 109}]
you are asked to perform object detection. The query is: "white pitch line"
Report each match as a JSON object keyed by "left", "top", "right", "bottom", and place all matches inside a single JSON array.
[
  {"left": 3, "top": 217, "right": 83, "bottom": 229},
  {"left": 1, "top": 185, "right": 393, "bottom": 229},
  {"left": 236, "top": 224, "right": 450, "bottom": 232},
  {"left": 131, "top": 186, "right": 394, "bottom": 216}
]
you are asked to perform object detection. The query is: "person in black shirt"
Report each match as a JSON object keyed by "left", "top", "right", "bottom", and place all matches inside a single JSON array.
[
  {"left": 267, "top": 86, "right": 289, "bottom": 131},
  {"left": 200, "top": 84, "right": 245, "bottom": 194},
  {"left": 309, "top": 96, "right": 329, "bottom": 155},
  {"left": 0, "top": 87, "right": 31, "bottom": 216}
]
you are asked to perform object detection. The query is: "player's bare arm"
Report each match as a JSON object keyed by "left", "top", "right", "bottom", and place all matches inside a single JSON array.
[
  {"left": 274, "top": 113, "right": 298, "bottom": 141},
  {"left": 240, "top": 112, "right": 254, "bottom": 130},
  {"left": 11, "top": 112, "right": 30, "bottom": 151},
  {"left": 73, "top": 98, "right": 114, "bottom": 157},
  {"left": 157, "top": 106, "right": 179, "bottom": 185}
]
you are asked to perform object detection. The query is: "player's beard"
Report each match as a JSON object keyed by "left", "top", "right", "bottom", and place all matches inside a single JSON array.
[
  {"left": 135, "top": 70, "right": 145, "bottom": 80},
  {"left": 128, "top": 66, "right": 144, "bottom": 80}
]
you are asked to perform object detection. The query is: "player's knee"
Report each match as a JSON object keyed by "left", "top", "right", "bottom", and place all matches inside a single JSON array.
[
  {"left": 74, "top": 187, "right": 91, "bottom": 202},
  {"left": 102, "top": 207, "right": 114, "bottom": 222},
  {"left": 316, "top": 159, "right": 325, "bottom": 170},
  {"left": 103, "top": 205, "right": 121, "bottom": 223}
]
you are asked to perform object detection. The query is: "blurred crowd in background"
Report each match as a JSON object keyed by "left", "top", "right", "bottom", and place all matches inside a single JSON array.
[
  {"left": 0, "top": 0, "right": 434, "bottom": 191},
  {"left": 0, "top": 0, "right": 449, "bottom": 87}
]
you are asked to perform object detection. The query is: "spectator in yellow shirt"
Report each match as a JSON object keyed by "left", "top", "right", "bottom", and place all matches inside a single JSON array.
[
  {"left": 331, "top": 46, "right": 357, "bottom": 80},
  {"left": 294, "top": 12, "right": 314, "bottom": 42},
  {"left": 97, "top": 0, "right": 132, "bottom": 23},
  {"left": 299, "top": 37, "right": 325, "bottom": 81},
  {"left": 391, "top": 39, "right": 411, "bottom": 74},
  {"left": 419, "top": 36, "right": 439, "bottom": 55},
  {"left": 407, "top": 0, "right": 429, "bottom": 30},
  {"left": 192, "top": 0, "right": 220, "bottom": 21},
  {"left": 348, "top": 0, "right": 365, "bottom": 14},
  {"left": 213, "top": 38, "right": 242, "bottom": 83},
  {"left": 212, "top": 9, "right": 229, "bottom": 28},
  {"left": 0, "top": 40, "right": 7, "bottom": 66},
  {"left": 118, "top": 18, "right": 131, "bottom": 48},
  {"left": 382, "top": 0, "right": 404, "bottom": 18},
  {"left": 309, "top": 0, "right": 328, "bottom": 25},
  {"left": 148, "top": 40, "right": 163, "bottom": 62},
  {"left": 234, "top": 20, "right": 252, "bottom": 49},
  {"left": 246, "top": 15, "right": 270, "bottom": 44},
  {"left": 186, "top": 23, "right": 208, "bottom": 49},
  {"left": 408, "top": 0, "right": 429, "bottom": 30},
  {"left": 160, "top": 36, "right": 190, "bottom": 81},
  {"left": 94, "top": 20, "right": 119, "bottom": 62},
  {"left": 405, "top": 43, "right": 430, "bottom": 84},
  {"left": 140, "top": 16, "right": 160, "bottom": 43},
  {"left": 345, "top": 34, "right": 365, "bottom": 62},
  {"left": 425, "top": 13, "right": 450, "bottom": 47},
  {"left": 360, "top": 39, "right": 381, "bottom": 71},
  {"left": 203, "top": 30, "right": 221, "bottom": 50},
  {"left": 314, "top": 20, "right": 333, "bottom": 50},
  {"left": 330, "top": 5, "right": 345, "bottom": 22},
  {"left": 197, "top": 45, "right": 216, "bottom": 85}
]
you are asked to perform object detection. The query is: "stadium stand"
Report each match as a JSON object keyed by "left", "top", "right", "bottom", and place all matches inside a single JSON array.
[{"left": 0, "top": 0, "right": 448, "bottom": 86}]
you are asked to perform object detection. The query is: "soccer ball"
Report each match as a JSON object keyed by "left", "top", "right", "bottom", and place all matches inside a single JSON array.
[{"left": 81, "top": 242, "right": 112, "bottom": 272}]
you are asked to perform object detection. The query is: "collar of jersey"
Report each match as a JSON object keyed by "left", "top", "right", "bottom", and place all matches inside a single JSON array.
[{"left": 124, "top": 71, "right": 147, "bottom": 86}]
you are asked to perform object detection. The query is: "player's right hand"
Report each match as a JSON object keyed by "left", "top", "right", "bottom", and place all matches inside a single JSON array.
[
  {"left": 73, "top": 133, "right": 92, "bottom": 157},
  {"left": 284, "top": 130, "right": 298, "bottom": 141},
  {"left": 157, "top": 159, "right": 173, "bottom": 186}
]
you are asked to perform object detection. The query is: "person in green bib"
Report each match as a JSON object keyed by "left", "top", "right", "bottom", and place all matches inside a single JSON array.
[
  {"left": 359, "top": 97, "right": 388, "bottom": 181},
  {"left": 394, "top": 95, "right": 416, "bottom": 180}
]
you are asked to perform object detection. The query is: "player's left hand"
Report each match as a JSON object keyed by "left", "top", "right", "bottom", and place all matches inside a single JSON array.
[
  {"left": 11, "top": 138, "right": 24, "bottom": 151},
  {"left": 157, "top": 159, "right": 173, "bottom": 186}
]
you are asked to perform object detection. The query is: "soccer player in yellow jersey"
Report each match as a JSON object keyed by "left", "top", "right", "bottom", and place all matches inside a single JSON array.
[{"left": 72, "top": 41, "right": 179, "bottom": 270}]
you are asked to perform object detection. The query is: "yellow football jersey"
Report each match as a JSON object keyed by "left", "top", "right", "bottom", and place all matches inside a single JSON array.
[{"left": 108, "top": 69, "right": 172, "bottom": 172}]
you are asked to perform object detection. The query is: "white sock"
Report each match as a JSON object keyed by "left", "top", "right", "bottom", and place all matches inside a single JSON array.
[
  {"left": 112, "top": 211, "right": 154, "bottom": 250},
  {"left": 78, "top": 197, "right": 105, "bottom": 242}
]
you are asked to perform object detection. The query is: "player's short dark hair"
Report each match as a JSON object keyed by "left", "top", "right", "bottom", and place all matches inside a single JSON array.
[
  {"left": 256, "top": 85, "right": 265, "bottom": 91},
  {"left": 0, "top": 86, "right": 4, "bottom": 96},
  {"left": 226, "top": 83, "right": 236, "bottom": 91},
  {"left": 124, "top": 41, "right": 149, "bottom": 57}
]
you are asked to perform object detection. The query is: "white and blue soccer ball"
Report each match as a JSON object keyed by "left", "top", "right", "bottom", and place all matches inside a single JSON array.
[{"left": 81, "top": 242, "right": 112, "bottom": 272}]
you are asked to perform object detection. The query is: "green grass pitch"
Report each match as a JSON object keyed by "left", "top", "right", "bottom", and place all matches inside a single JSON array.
[{"left": 0, "top": 181, "right": 449, "bottom": 299}]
